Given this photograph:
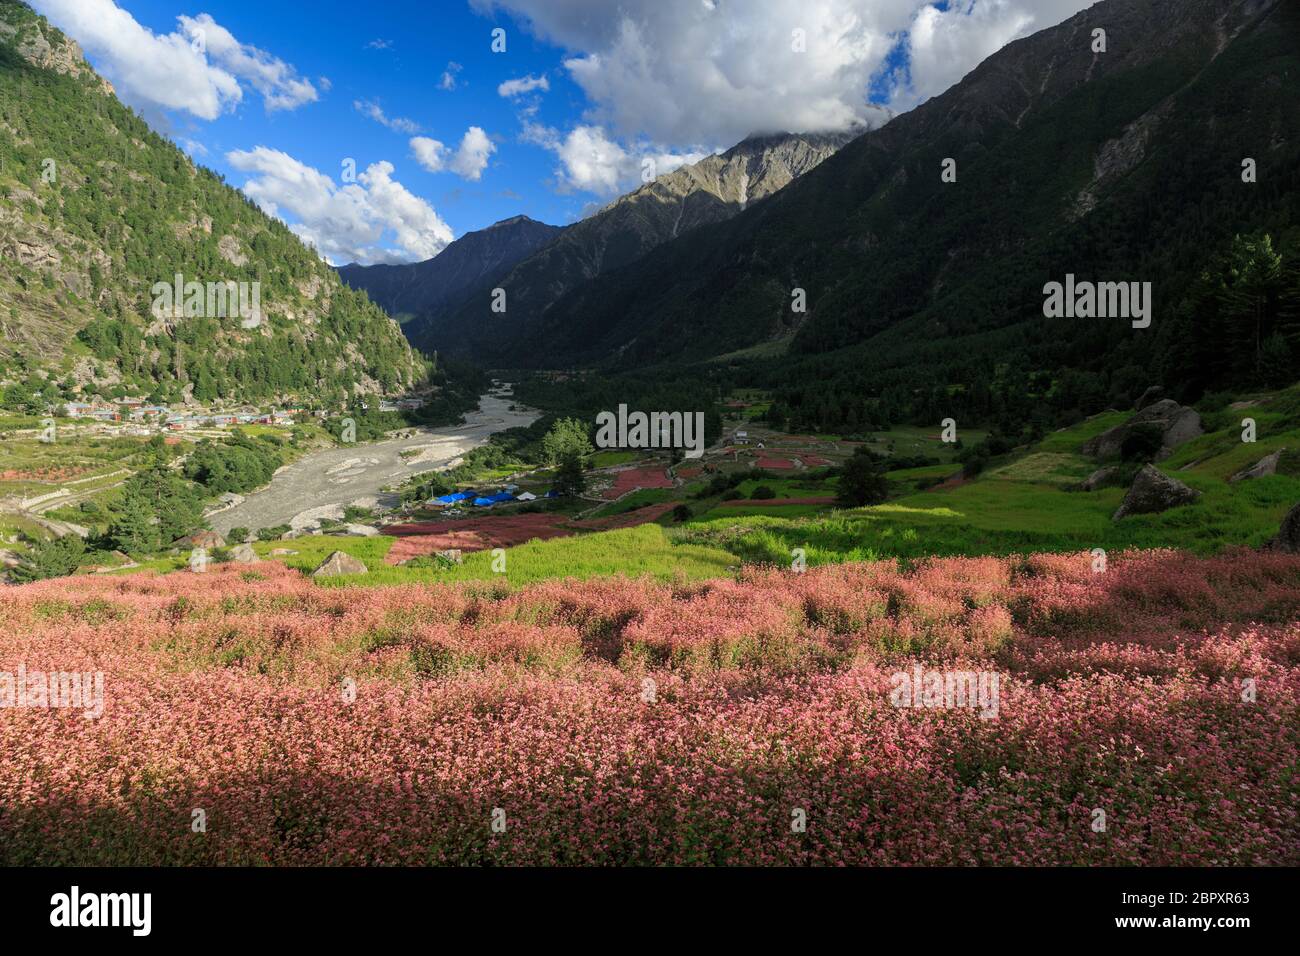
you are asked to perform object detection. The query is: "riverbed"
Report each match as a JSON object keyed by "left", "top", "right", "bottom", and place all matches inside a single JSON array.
[{"left": 209, "top": 391, "right": 539, "bottom": 535}]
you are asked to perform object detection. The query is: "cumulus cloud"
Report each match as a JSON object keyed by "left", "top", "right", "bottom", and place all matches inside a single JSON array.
[
  {"left": 354, "top": 99, "right": 422, "bottom": 134},
  {"left": 225, "top": 147, "right": 454, "bottom": 265},
  {"left": 888, "top": 0, "right": 1091, "bottom": 108},
  {"left": 409, "top": 127, "right": 497, "bottom": 181},
  {"left": 550, "top": 125, "right": 628, "bottom": 195},
  {"left": 498, "top": 73, "right": 550, "bottom": 98},
  {"left": 32, "top": 0, "right": 317, "bottom": 120},
  {"left": 473, "top": 0, "right": 1092, "bottom": 145},
  {"left": 177, "top": 13, "right": 317, "bottom": 111},
  {"left": 522, "top": 122, "right": 709, "bottom": 197}
]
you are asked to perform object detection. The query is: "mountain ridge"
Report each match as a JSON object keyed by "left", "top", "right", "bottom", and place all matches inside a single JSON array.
[
  {"left": 399, "top": 128, "right": 859, "bottom": 355},
  {"left": 337, "top": 214, "right": 563, "bottom": 324},
  {"left": 488, "top": 0, "right": 1299, "bottom": 408}
]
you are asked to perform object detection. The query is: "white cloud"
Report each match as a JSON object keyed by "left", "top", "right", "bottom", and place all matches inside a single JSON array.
[
  {"left": 439, "top": 61, "right": 463, "bottom": 91},
  {"left": 409, "top": 137, "right": 449, "bottom": 173},
  {"left": 888, "top": 0, "right": 1091, "bottom": 109},
  {"left": 472, "top": 0, "right": 1092, "bottom": 145},
  {"left": 410, "top": 127, "right": 497, "bottom": 181},
  {"left": 354, "top": 99, "right": 422, "bottom": 134},
  {"left": 32, "top": 0, "right": 238, "bottom": 120},
  {"left": 552, "top": 125, "right": 629, "bottom": 195},
  {"left": 177, "top": 14, "right": 317, "bottom": 111},
  {"left": 451, "top": 127, "right": 496, "bottom": 180},
  {"left": 498, "top": 73, "right": 550, "bottom": 98},
  {"left": 225, "top": 147, "right": 454, "bottom": 265},
  {"left": 522, "top": 123, "right": 708, "bottom": 197},
  {"left": 32, "top": 0, "right": 317, "bottom": 119}
]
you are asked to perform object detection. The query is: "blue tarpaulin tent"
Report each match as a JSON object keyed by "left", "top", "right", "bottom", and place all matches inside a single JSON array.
[{"left": 435, "top": 492, "right": 469, "bottom": 504}]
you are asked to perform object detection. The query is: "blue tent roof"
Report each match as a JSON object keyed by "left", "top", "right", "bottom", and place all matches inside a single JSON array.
[
  {"left": 472, "top": 497, "right": 496, "bottom": 507},
  {"left": 434, "top": 493, "right": 465, "bottom": 504},
  {"left": 488, "top": 492, "right": 515, "bottom": 503}
]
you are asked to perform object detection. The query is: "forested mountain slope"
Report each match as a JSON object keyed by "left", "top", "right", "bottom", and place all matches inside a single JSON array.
[
  {"left": 337, "top": 214, "right": 563, "bottom": 325},
  {"left": 419, "top": 130, "right": 855, "bottom": 357},
  {"left": 501, "top": 0, "right": 1300, "bottom": 430},
  {"left": 0, "top": 0, "right": 426, "bottom": 408}
]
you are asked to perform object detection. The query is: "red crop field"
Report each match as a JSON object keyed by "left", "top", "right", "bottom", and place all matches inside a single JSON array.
[
  {"left": 600, "top": 466, "right": 674, "bottom": 499},
  {"left": 384, "top": 503, "right": 679, "bottom": 563},
  {"left": 385, "top": 514, "right": 573, "bottom": 562},
  {"left": 2, "top": 549, "right": 1297, "bottom": 865}
]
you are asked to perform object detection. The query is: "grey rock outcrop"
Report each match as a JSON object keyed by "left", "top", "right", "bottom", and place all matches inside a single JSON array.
[
  {"left": 1112, "top": 465, "right": 1201, "bottom": 520},
  {"left": 1080, "top": 466, "right": 1119, "bottom": 491},
  {"left": 1134, "top": 386, "right": 1164, "bottom": 411},
  {"left": 1082, "top": 400, "right": 1203, "bottom": 461},
  {"left": 230, "top": 543, "right": 259, "bottom": 563},
  {"left": 1229, "top": 449, "right": 1284, "bottom": 483},
  {"left": 311, "top": 550, "right": 368, "bottom": 577},
  {"left": 1266, "top": 503, "right": 1300, "bottom": 554}
]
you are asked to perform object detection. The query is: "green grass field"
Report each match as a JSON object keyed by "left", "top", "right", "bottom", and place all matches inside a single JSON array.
[
  {"left": 583, "top": 487, "right": 676, "bottom": 519},
  {"left": 123, "top": 523, "right": 741, "bottom": 588},
  {"left": 674, "top": 391, "right": 1300, "bottom": 567},
  {"left": 590, "top": 450, "right": 642, "bottom": 468}
]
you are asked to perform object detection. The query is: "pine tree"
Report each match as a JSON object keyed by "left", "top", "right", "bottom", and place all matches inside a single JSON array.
[{"left": 836, "top": 447, "right": 888, "bottom": 507}]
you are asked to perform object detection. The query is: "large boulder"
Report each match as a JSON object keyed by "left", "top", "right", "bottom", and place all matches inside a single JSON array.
[
  {"left": 1082, "top": 399, "right": 1203, "bottom": 461},
  {"left": 1080, "top": 466, "right": 1119, "bottom": 491},
  {"left": 230, "top": 543, "right": 259, "bottom": 564},
  {"left": 1266, "top": 503, "right": 1300, "bottom": 554},
  {"left": 1113, "top": 465, "right": 1201, "bottom": 520},
  {"left": 1229, "top": 449, "right": 1284, "bottom": 483},
  {"left": 436, "top": 549, "right": 464, "bottom": 564},
  {"left": 1134, "top": 385, "right": 1164, "bottom": 411},
  {"left": 175, "top": 529, "right": 225, "bottom": 550},
  {"left": 311, "top": 550, "right": 368, "bottom": 578}
]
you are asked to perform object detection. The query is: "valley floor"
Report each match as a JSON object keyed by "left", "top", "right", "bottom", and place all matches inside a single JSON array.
[{"left": 208, "top": 392, "right": 539, "bottom": 535}]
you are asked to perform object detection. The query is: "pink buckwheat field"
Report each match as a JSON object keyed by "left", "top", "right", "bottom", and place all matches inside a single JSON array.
[{"left": 2, "top": 549, "right": 1296, "bottom": 866}]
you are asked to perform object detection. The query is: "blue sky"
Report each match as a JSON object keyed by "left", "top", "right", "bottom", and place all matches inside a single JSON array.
[
  {"left": 33, "top": 0, "right": 1092, "bottom": 265},
  {"left": 136, "top": 0, "right": 596, "bottom": 228}
]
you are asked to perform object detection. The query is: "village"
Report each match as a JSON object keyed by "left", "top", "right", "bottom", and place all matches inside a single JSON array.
[{"left": 50, "top": 394, "right": 430, "bottom": 435}]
